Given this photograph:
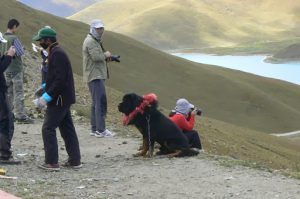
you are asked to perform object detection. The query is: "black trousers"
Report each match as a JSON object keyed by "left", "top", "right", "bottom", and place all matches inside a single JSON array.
[
  {"left": 0, "top": 91, "right": 14, "bottom": 159},
  {"left": 184, "top": 130, "right": 202, "bottom": 149},
  {"left": 42, "top": 105, "right": 81, "bottom": 164}
]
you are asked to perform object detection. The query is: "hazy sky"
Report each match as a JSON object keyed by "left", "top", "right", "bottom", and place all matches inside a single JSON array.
[{"left": 18, "top": 0, "right": 98, "bottom": 17}]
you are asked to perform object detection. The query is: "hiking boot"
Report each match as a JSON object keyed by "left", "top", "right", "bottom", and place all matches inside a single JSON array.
[
  {"left": 38, "top": 163, "right": 60, "bottom": 171},
  {"left": 15, "top": 116, "right": 34, "bottom": 124},
  {"left": 61, "top": 161, "right": 82, "bottom": 169}
]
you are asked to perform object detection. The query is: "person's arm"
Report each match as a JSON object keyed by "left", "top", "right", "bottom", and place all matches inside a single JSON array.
[
  {"left": 0, "top": 55, "right": 12, "bottom": 73},
  {"left": 13, "top": 38, "right": 24, "bottom": 57},
  {"left": 173, "top": 113, "right": 196, "bottom": 131},
  {"left": 43, "top": 51, "right": 67, "bottom": 102},
  {"left": 0, "top": 46, "right": 15, "bottom": 73}
]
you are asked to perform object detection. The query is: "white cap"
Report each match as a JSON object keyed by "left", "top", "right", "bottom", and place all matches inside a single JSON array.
[
  {"left": 91, "top": 19, "right": 104, "bottom": 28},
  {"left": 0, "top": 32, "right": 7, "bottom": 43},
  {"left": 175, "top": 98, "right": 194, "bottom": 115}
]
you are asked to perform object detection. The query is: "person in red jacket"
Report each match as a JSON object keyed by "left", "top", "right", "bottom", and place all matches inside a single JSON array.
[{"left": 169, "top": 98, "right": 202, "bottom": 149}]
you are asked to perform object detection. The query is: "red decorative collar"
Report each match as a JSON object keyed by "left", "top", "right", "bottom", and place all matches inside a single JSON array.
[{"left": 123, "top": 93, "right": 157, "bottom": 125}]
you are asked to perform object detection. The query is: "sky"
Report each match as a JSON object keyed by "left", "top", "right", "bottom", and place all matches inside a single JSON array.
[{"left": 17, "top": 0, "right": 99, "bottom": 17}]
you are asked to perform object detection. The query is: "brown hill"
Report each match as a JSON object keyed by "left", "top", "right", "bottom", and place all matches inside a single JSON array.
[
  {"left": 265, "top": 43, "right": 300, "bottom": 63},
  {"left": 69, "top": 0, "right": 300, "bottom": 51}
]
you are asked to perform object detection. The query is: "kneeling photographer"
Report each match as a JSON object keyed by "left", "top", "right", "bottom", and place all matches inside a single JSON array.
[{"left": 169, "top": 98, "right": 202, "bottom": 150}]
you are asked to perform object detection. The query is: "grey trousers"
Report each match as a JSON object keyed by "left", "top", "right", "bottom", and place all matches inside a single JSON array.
[
  {"left": 88, "top": 79, "right": 107, "bottom": 132},
  {"left": 5, "top": 71, "right": 26, "bottom": 119}
]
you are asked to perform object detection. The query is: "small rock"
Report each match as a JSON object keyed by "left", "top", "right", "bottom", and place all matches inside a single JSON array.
[
  {"left": 122, "top": 141, "right": 128, "bottom": 144},
  {"left": 21, "top": 131, "right": 28, "bottom": 134},
  {"left": 95, "top": 154, "right": 101, "bottom": 158},
  {"left": 76, "top": 185, "right": 85, "bottom": 189},
  {"left": 113, "top": 177, "right": 119, "bottom": 182}
]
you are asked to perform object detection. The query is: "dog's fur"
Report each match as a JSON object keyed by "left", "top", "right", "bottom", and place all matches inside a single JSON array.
[{"left": 118, "top": 93, "right": 199, "bottom": 157}]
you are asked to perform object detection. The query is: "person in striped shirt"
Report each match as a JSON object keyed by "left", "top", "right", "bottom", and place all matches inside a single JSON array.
[{"left": 3, "top": 19, "right": 33, "bottom": 124}]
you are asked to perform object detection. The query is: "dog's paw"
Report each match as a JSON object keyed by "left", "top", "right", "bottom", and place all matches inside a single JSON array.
[
  {"left": 145, "top": 151, "right": 153, "bottom": 158},
  {"left": 133, "top": 151, "right": 144, "bottom": 157}
]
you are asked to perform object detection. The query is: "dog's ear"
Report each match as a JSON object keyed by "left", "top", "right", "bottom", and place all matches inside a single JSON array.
[{"left": 124, "top": 93, "right": 142, "bottom": 104}]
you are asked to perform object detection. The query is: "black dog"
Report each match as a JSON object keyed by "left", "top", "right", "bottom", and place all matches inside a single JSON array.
[{"left": 118, "top": 93, "right": 199, "bottom": 157}]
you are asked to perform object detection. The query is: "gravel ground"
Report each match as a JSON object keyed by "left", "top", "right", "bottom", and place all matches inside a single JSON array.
[{"left": 0, "top": 122, "right": 300, "bottom": 199}]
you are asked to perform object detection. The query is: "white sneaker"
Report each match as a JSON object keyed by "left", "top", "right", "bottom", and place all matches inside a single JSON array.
[
  {"left": 102, "top": 129, "right": 115, "bottom": 137},
  {"left": 90, "top": 131, "right": 96, "bottom": 136},
  {"left": 94, "top": 131, "right": 105, "bottom": 138}
]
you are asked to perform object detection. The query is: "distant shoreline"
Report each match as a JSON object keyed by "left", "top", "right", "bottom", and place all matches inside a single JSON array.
[{"left": 171, "top": 53, "right": 300, "bottom": 86}]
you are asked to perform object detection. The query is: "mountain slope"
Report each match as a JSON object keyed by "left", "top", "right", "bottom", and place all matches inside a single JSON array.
[
  {"left": 265, "top": 43, "right": 300, "bottom": 63},
  {"left": 1, "top": 0, "right": 300, "bottom": 134},
  {"left": 69, "top": 0, "right": 300, "bottom": 50}
]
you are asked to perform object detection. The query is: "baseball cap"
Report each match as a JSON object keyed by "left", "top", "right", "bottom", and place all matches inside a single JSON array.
[
  {"left": 91, "top": 19, "right": 104, "bottom": 28},
  {"left": 175, "top": 98, "right": 194, "bottom": 115},
  {"left": 32, "top": 27, "right": 56, "bottom": 41}
]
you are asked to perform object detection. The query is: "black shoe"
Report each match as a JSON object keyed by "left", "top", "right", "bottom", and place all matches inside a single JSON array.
[
  {"left": 38, "top": 163, "right": 60, "bottom": 171},
  {"left": 15, "top": 116, "right": 34, "bottom": 124},
  {"left": 0, "top": 156, "right": 21, "bottom": 165},
  {"left": 61, "top": 161, "right": 82, "bottom": 169}
]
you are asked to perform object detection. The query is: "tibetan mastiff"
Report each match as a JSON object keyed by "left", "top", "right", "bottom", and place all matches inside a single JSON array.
[{"left": 118, "top": 93, "right": 199, "bottom": 157}]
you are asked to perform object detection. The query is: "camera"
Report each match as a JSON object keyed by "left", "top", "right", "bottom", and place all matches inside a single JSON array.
[
  {"left": 195, "top": 108, "right": 202, "bottom": 116},
  {"left": 111, "top": 55, "right": 121, "bottom": 62},
  {"left": 192, "top": 108, "right": 202, "bottom": 116}
]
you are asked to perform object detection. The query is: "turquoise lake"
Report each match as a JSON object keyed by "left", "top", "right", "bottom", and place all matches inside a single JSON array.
[{"left": 172, "top": 53, "right": 300, "bottom": 86}]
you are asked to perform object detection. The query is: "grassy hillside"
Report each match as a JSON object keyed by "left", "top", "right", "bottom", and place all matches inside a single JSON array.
[
  {"left": 69, "top": 0, "right": 300, "bottom": 52},
  {"left": 3, "top": 0, "right": 300, "bottom": 175},
  {"left": 0, "top": 0, "right": 89, "bottom": 74},
  {"left": 1, "top": 0, "right": 300, "bottom": 134}
]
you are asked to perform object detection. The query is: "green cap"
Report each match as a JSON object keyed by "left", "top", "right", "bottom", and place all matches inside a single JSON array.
[{"left": 32, "top": 27, "right": 56, "bottom": 41}]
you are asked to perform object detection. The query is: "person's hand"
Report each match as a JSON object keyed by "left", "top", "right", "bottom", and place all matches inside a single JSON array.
[
  {"left": 7, "top": 46, "right": 16, "bottom": 57},
  {"left": 104, "top": 51, "right": 111, "bottom": 58},
  {"left": 32, "top": 97, "right": 47, "bottom": 110},
  {"left": 34, "top": 87, "right": 45, "bottom": 98}
]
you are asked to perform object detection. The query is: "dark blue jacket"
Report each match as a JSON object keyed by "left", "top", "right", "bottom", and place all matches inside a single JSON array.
[
  {"left": 0, "top": 55, "right": 12, "bottom": 92},
  {"left": 45, "top": 43, "right": 75, "bottom": 106}
]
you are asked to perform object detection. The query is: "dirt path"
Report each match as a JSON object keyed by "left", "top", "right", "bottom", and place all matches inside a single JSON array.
[{"left": 0, "top": 122, "right": 300, "bottom": 199}]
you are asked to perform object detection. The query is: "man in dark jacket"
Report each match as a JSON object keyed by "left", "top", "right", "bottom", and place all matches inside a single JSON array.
[
  {"left": 0, "top": 43, "right": 16, "bottom": 162},
  {"left": 32, "top": 27, "right": 81, "bottom": 171}
]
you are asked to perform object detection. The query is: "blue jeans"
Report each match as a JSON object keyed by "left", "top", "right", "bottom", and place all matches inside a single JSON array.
[{"left": 88, "top": 79, "right": 107, "bottom": 132}]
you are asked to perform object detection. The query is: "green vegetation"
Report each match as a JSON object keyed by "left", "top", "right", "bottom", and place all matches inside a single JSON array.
[{"left": 1, "top": 0, "right": 300, "bottom": 175}]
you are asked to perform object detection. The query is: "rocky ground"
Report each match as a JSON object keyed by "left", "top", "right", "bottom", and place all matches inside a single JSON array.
[{"left": 0, "top": 121, "right": 299, "bottom": 199}]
